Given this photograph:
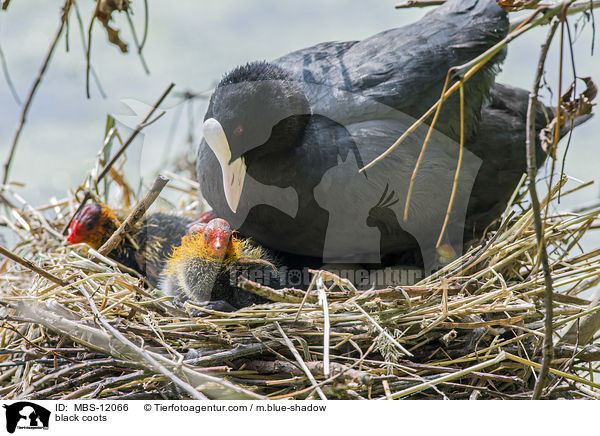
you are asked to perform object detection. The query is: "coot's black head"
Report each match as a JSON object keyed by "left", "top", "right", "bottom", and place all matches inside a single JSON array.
[
  {"left": 202, "top": 61, "right": 311, "bottom": 212},
  {"left": 208, "top": 62, "right": 310, "bottom": 157}
]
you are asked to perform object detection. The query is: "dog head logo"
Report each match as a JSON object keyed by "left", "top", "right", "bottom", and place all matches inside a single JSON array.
[{"left": 3, "top": 402, "right": 50, "bottom": 433}]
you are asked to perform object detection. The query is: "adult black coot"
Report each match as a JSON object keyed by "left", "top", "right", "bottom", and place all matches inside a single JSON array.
[{"left": 196, "top": 0, "right": 578, "bottom": 271}]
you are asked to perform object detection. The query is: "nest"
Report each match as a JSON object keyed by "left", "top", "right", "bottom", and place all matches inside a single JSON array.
[{"left": 1, "top": 172, "right": 600, "bottom": 401}]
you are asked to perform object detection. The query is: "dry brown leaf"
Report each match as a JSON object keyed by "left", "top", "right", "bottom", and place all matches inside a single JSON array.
[
  {"left": 562, "top": 76, "right": 597, "bottom": 118},
  {"left": 96, "top": 0, "right": 130, "bottom": 53},
  {"left": 540, "top": 77, "right": 597, "bottom": 157}
]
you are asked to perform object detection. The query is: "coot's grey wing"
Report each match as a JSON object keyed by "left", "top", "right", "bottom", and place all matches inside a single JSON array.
[
  {"left": 274, "top": 40, "right": 359, "bottom": 88},
  {"left": 275, "top": 0, "right": 508, "bottom": 140}
]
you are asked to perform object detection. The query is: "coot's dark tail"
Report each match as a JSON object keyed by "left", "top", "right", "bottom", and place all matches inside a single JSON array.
[
  {"left": 559, "top": 113, "right": 594, "bottom": 138},
  {"left": 464, "top": 82, "right": 593, "bottom": 237}
]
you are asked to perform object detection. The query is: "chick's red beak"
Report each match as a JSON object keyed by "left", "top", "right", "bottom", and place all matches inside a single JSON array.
[
  {"left": 66, "top": 217, "right": 86, "bottom": 244},
  {"left": 66, "top": 230, "right": 82, "bottom": 244}
]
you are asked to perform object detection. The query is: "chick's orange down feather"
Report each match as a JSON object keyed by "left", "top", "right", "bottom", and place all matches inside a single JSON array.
[{"left": 161, "top": 218, "right": 277, "bottom": 309}]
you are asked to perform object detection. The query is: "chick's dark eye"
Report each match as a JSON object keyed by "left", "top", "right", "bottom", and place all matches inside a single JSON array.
[{"left": 233, "top": 125, "right": 243, "bottom": 136}]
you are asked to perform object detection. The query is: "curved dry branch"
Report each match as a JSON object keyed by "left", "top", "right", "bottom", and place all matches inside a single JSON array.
[{"left": 527, "top": 17, "right": 560, "bottom": 401}]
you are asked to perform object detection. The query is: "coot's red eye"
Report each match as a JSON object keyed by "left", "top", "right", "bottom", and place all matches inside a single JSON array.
[{"left": 233, "top": 125, "right": 243, "bottom": 136}]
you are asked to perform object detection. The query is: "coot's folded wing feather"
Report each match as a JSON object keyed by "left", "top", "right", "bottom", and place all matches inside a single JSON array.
[{"left": 274, "top": 0, "right": 508, "bottom": 140}]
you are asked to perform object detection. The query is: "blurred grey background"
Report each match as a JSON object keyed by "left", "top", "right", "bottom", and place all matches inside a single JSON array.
[{"left": 0, "top": 0, "right": 599, "bottom": 250}]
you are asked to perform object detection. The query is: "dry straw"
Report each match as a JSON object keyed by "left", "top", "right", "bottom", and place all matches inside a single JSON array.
[
  {"left": 1, "top": 167, "right": 599, "bottom": 399},
  {"left": 1, "top": 0, "right": 600, "bottom": 400}
]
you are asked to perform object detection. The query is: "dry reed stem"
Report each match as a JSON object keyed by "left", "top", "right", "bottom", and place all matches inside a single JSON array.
[
  {"left": 527, "top": 17, "right": 560, "bottom": 400},
  {"left": 98, "top": 175, "right": 169, "bottom": 257}
]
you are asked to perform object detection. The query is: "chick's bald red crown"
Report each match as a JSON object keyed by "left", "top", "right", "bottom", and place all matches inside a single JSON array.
[
  {"left": 185, "top": 217, "right": 235, "bottom": 258},
  {"left": 66, "top": 203, "right": 117, "bottom": 247}
]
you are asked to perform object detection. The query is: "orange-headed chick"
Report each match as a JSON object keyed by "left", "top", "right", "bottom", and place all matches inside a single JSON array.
[
  {"left": 67, "top": 202, "right": 194, "bottom": 285},
  {"left": 67, "top": 203, "right": 119, "bottom": 249},
  {"left": 161, "top": 218, "right": 277, "bottom": 309}
]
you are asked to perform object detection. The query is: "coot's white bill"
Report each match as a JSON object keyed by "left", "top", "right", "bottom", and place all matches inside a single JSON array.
[{"left": 203, "top": 117, "right": 246, "bottom": 213}]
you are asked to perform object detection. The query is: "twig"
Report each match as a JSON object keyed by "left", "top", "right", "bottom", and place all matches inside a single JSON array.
[
  {"left": 506, "top": 352, "right": 600, "bottom": 389},
  {"left": 436, "top": 80, "right": 465, "bottom": 247},
  {"left": 353, "top": 302, "right": 413, "bottom": 357},
  {"left": 125, "top": 9, "right": 150, "bottom": 74},
  {"left": 272, "top": 339, "right": 380, "bottom": 400},
  {"left": 557, "top": 12, "right": 587, "bottom": 205},
  {"left": 510, "top": 0, "right": 600, "bottom": 30},
  {"left": 0, "top": 322, "right": 78, "bottom": 365},
  {"left": 139, "top": 0, "right": 149, "bottom": 54},
  {"left": 275, "top": 322, "right": 327, "bottom": 400},
  {"left": 76, "top": 285, "right": 208, "bottom": 400},
  {"left": 544, "top": 3, "right": 572, "bottom": 212},
  {"left": 97, "top": 175, "right": 169, "bottom": 257},
  {"left": 527, "top": 18, "right": 560, "bottom": 400},
  {"left": 554, "top": 343, "right": 600, "bottom": 361},
  {"left": 85, "top": 0, "right": 100, "bottom": 98},
  {"left": 60, "top": 371, "right": 148, "bottom": 400},
  {"left": 29, "top": 368, "right": 112, "bottom": 400},
  {"left": 64, "top": 0, "right": 70, "bottom": 52},
  {"left": 385, "top": 352, "right": 507, "bottom": 399},
  {"left": 573, "top": 382, "right": 600, "bottom": 399},
  {"left": 23, "top": 358, "right": 132, "bottom": 397},
  {"left": 2, "top": 0, "right": 73, "bottom": 186},
  {"left": 361, "top": 1, "right": 600, "bottom": 174},
  {"left": 316, "top": 274, "right": 331, "bottom": 376},
  {"left": 73, "top": 0, "right": 106, "bottom": 99},
  {"left": 364, "top": 8, "right": 553, "bottom": 221},
  {"left": 184, "top": 341, "right": 284, "bottom": 367},
  {"left": 560, "top": 292, "right": 600, "bottom": 345},
  {"left": 0, "top": 245, "right": 68, "bottom": 287},
  {"left": 139, "top": 111, "right": 166, "bottom": 128},
  {"left": 590, "top": 0, "right": 597, "bottom": 55},
  {"left": 19, "top": 300, "right": 264, "bottom": 399},
  {"left": 361, "top": 15, "right": 523, "bottom": 174},
  {"left": 401, "top": 71, "right": 452, "bottom": 220},
  {"left": 238, "top": 277, "right": 315, "bottom": 304},
  {"left": 395, "top": 0, "right": 600, "bottom": 20},
  {"left": 95, "top": 84, "right": 174, "bottom": 184},
  {"left": 0, "top": 43, "right": 22, "bottom": 105},
  {"left": 294, "top": 273, "right": 318, "bottom": 322},
  {"left": 395, "top": 0, "right": 444, "bottom": 8},
  {"left": 242, "top": 359, "right": 373, "bottom": 386}
]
